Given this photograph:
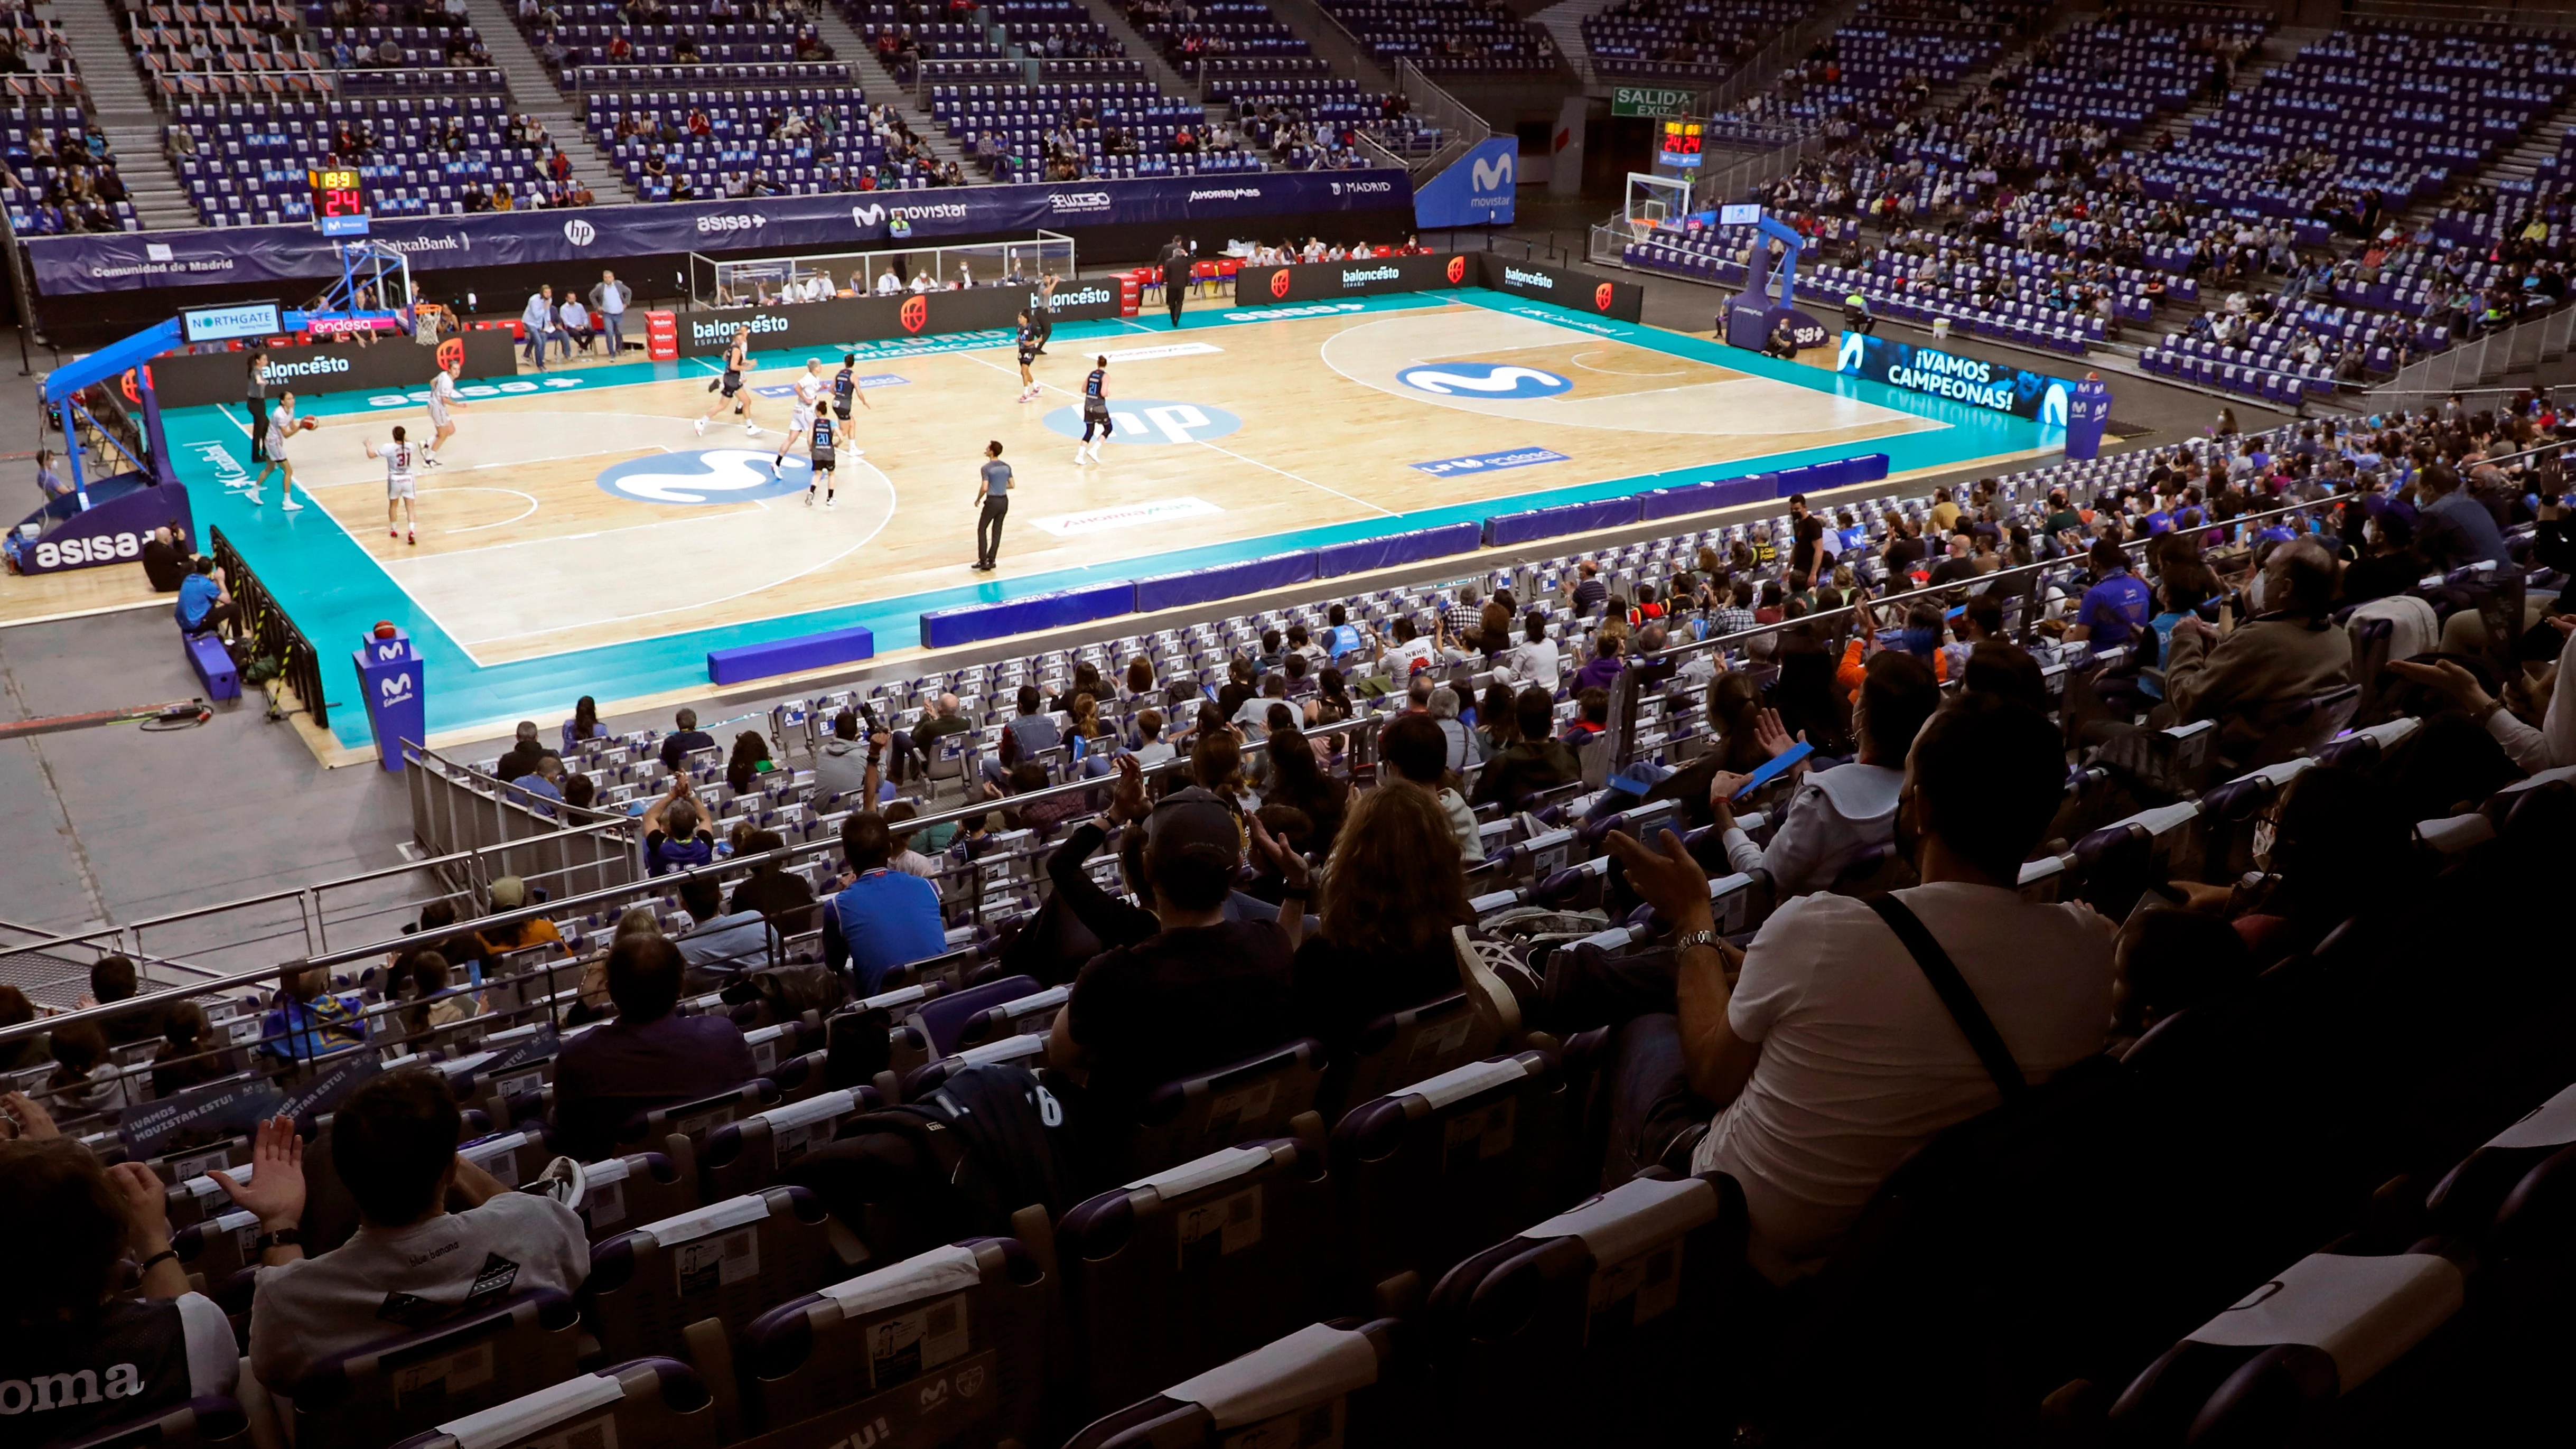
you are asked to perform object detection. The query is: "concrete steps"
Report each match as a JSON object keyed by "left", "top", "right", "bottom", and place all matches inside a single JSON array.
[
  {"left": 51, "top": 0, "right": 201, "bottom": 226},
  {"left": 1066, "top": 0, "right": 1200, "bottom": 101}
]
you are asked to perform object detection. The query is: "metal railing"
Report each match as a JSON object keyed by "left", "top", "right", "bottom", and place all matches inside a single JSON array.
[
  {"left": 2345, "top": 0, "right": 2576, "bottom": 31},
  {"left": 404, "top": 743, "right": 645, "bottom": 903},
  {"left": 0, "top": 709, "right": 1398, "bottom": 1052},
  {"left": 1391, "top": 59, "right": 1491, "bottom": 184},
  {"left": 209, "top": 526, "right": 329, "bottom": 730},
  {"left": 2368, "top": 304, "right": 2576, "bottom": 398}
]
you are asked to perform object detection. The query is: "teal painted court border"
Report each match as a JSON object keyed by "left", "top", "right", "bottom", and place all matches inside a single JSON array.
[{"left": 155, "top": 287, "right": 2052, "bottom": 748}]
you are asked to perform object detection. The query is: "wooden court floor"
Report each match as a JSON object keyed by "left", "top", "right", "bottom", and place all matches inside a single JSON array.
[{"left": 165, "top": 302, "right": 1947, "bottom": 663}]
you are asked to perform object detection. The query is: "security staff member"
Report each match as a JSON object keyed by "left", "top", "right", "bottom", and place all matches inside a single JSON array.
[{"left": 1158, "top": 235, "right": 1193, "bottom": 329}]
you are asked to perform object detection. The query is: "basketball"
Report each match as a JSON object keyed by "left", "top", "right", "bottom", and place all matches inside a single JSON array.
[{"left": 300, "top": 416, "right": 320, "bottom": 431}]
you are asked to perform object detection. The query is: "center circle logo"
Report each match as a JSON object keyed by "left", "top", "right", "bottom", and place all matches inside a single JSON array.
[
  {"left": 595, "top": 450, "right": 812, "bottom": 505},
  {"left": 1396, "top": 363, "right": 1574, "bottom": 399},
  {"left": 1040, "top": 399, "right": 1244, "bottom": 446}
]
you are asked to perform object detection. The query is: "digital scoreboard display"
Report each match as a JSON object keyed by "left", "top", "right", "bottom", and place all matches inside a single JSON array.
[
  {"left": 308, "top": 167, "right": 370, "bottom": 237},
  {"left": 1658, "top": 119, "right": 1704, "bottom": 169}
]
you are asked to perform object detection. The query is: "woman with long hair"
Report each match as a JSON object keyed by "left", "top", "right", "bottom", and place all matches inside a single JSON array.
[
  {"left": 725, "top": 730, "right": 772, "bottom": 796},
  {"left": 1313, "top": 667, "right": 1354, "bottom": 724},
  {"left": 1253, "top": 782, "right": 1473, "bottom": 1052},
  {"left": 564, "top": 694, "right": 604, "bottom": 754},
  {"left": 1190, "top": 728, "right": 1257, "bottom": 812},
  {"left": 1259, "top": 724, "right": 1349, "bottom": 851}
]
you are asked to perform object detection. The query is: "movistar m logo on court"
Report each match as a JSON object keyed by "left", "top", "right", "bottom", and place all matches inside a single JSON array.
[
  {"left": 1397, "top": 363, "right": 1572, "bottom": 399},
  {"left": 595, "top": 450, "right": 809, "bottom": 504}
]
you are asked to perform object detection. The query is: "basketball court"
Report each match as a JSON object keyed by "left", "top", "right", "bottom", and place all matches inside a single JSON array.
[{"left": 123, "top": 286, "right": 2057, "bottom": 753}]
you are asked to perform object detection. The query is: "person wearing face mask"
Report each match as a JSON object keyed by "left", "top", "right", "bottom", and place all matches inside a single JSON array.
[{"left": 2161, "top": 538, "right": 2352, "bottom": 752}]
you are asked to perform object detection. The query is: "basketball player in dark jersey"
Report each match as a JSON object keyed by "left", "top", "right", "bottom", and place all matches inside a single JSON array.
[
  {"left": 831, "top": 352, "right": 873, "bottom": 427},
  {"left": 1030, "top": 272, "right": 1059, "bottom": 357},
  {"left": 695, "top": 326, "right": 757, "bottom": 436},
  {"left": 1075, "top": 354, "right": 1112, "bottom": 465},
  {"left": 1014, "top": 311, "right": 1042, "bottom": 403},
  {"left": 805, "top": 410, "right": 841, "bottom": 509}
]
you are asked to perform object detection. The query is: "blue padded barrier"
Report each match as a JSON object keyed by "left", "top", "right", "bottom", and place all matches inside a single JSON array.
[
  {"left": 1315, "top": 521, "right": 1485, "bottom": 578},
  {"left": 706, "top": 625, "right": 875, "bottom": 685},
  {"left": 1481, "top": 497, "right": 1644, "bottom": 549},
  {"left": 185, "top": 631, "right": 240, "bottom": 702},
  {"left": 918, "top": 579, "right": 1136, "bottom": 650},
  {"left": 1133, "top": 549, "right": 1321, "bottom": 614}
]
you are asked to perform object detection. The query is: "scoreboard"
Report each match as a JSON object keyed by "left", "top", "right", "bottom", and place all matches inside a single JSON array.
[
  {"left": 1657, "top": 118, "right": 1705, "bottom": 170},
  {"left": 308, "top": 166, "right": 370, "bottom": 237}
]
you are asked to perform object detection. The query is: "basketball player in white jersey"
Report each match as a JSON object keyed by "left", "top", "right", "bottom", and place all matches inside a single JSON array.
[
  {"left": 771, "top": 358, "right": 829, "bottom": 475},
  {"left": 366, "top": 424, "right": 422, "bottom": 545},
  {"left": 424, "top": 358, "right": 466, "bottom": 467}
]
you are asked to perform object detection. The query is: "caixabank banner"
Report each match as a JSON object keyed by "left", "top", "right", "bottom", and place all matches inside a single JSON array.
[{"left": 671, "top": 277, "right": 1119, "bottom": 356}]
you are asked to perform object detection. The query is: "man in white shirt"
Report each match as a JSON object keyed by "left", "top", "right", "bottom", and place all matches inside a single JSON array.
[
  {"left": 1710, "top": 650, "right": 1940, "bottom": 896},
  {"left": 1492, "top": 610, "right": 1560, "bottom": 688},
  {"left": 1600, "top": 691, "right": 2113, "bottom": 1284},
  {"left": 875, "top": 268, "right": 902, "bottom": 295},
  {"left": 219, "top": 1075, "right": 590, "bottom": 1392},
  {"left": 557, "top": 294, "right": 592, "bottom": 356}
]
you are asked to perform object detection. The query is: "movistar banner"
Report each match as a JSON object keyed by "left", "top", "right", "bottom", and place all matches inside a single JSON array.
[
  {"left": 23, "top": 171, "right": 1415, "bottom": 297},
  {"left": 1415, "top": 137, "right": 1518, "bottom": 230},
  {"left": 1837, "top": 331, "right": 2073, "bottom": 423}
]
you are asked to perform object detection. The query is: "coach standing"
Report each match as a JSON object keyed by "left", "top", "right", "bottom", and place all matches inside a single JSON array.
[
  {"left": 592, "top": 270, "right": 631, "bottom": 355},
  {"left": 1158, "top": 235, "right": 1192, "bottom": 329},
  {"left": 246, "top": 348, "right": 270, "bottom": 462},
  {"left": 972, "top": 441, "right": 1012, "bottom": 572},
  {"left": 520, "top": 284, "right": 554, "bottom": 369}
]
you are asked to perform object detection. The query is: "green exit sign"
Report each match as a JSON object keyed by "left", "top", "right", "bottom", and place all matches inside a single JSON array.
[{"left": 1612, "top": 87, "right": 1695, "bottom": 118}]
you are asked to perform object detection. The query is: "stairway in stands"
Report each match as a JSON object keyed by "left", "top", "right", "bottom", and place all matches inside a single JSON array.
[
  {"left": 52, "top": 0, "right": 197, "bottom": 228},
  {"left": 461, "top": 0, "right": 636, "bottom": 202}
]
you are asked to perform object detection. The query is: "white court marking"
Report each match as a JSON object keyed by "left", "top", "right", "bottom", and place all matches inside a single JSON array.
[
  {"left": 428, "top": 487, "right": 541, "bottom": 535},
  {"left": 1321, "top": 309, "right": 1943, "bottom": 440}
]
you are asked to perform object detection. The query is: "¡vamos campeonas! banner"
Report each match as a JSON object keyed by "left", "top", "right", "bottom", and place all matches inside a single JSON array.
[{"left": 23, "top": 171, "right": 1417, "bottom": 297}]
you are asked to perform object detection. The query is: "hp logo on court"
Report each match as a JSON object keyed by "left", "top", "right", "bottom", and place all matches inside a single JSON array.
[
  {"left": 1041, "top": 400, "right": 1244, "bottom": 446},
  {"left": 595, "top": 450, "right": 810, "bottom": 504},
  {"left": 1396, "top": 363, "right": 1574, "bottom": 399}
]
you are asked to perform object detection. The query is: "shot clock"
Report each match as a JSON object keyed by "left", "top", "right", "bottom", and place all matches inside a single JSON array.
[
  {"left": 309, "top": 166, "right": 370, "bottom": 237},
  {"left": 1657, "top": 119, "right": 1705, "bottom": 170}
]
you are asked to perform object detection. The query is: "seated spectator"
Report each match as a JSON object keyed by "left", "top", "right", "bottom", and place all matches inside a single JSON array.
[
  {"left": 474, "top": 877, "right": 566, "bottom": 975},
  {"left": 2065, "top": 539, "right": 2149, "bottom": 658},
  {"left": 672, "top": 874, "right": 783, "bottom": 989},
  {"left": 2162, "top": 539, "right": 2352, "bottom": 750},
  {"left": 0, "top": 1119, "right": 238, "bottom": 1442},
  {"left": 990, "top": 760, "right": 1087, "bottom": 838},
  {"left": 1574, "top": 632, "right": 1625, "bottom": 692},
  {"left": 1255, "top": 783, "right": 1470, "bottom": 1054},
  {"left": 1472, "top": 685, "right": 1581, "bottom": 807},
  {"left": 85, "top": 954, "right": 163, "bottom": 1047},
  {"left": 259, "top": 963, "right": 367, "bottom": 1062},
  {"left": 656, "top": 707, "right": 715, "bottom": 771},
  {"left": 640, "top": 779, "right": 715, "bottom": 876},
  {"left": 724, "top": 730, "right": 773, "bottom": 796},
  {"left": 550, "top": 934, "right": 758, "bottom": 1161},
  {"left": 729, "top": 828, "right": 817, "bottom": 932},
  {"left": 1130, "top": 707, "right": 1174, "bottom": 768},
  {"left": 882, "top": 803, "right": 945, "bottom": 887},
  {"left": 2391, "top": 613, "right": 2576, "bottom": 773},
  {"left": 221, "top": 1076, "right": 588, "bottom": 1390},
  {"left": 1258, "top": 725, "right": 1348, "bottom": 852},
  {"left": 813, "top": 708, "right": 878, "bottom": 801},
  {"left": 1710, "top": 651, "right": 1940, "bottom": 897},
  {"left": 0, "top": 985, "right": 46, "bottom": 1073},
  {"left": 141, "top": 526, "right": 191, "bottom": 592},
  {"left": 1494, "top": 611, "right": 1560, "bottom": 688},
  {"left": 45, "top": 1021, "right": 139, "bottom": 1114},
  {"left": 987, "top": 685, "right": 1061, "bottom": 784},
  {"left": 494, "top": 719, "right": 547, "bottom": 784},
  {"left": 1381, "top": 711, "right": 1480, "bottom": 859},
  {"left": 1429, "top": 686, "right": 1480, "bottom": 770},
  {"left": 561, "top": 694, "right": 606, "bottom": 755},
  {"left": 892, "top": 691, "right": 968, "bottom": 783},
  {"left": 1046, "top": 786, "right": 1293, "bottom": 1134},
  {"left": 397, "top": 952, "right": 483, "bottom": 1036},
  {"left": 820, "top": 812, "right": 945, "bottom": 993},
  {"left": 2108, "top": 906, "right": 2257, "bottom": 1055},
  {"left": 174, "top": 557, "right": 237, "bottom": 639},
  {"left": 1600, "top": 692, "right": 2113, "bottom": 1283},
  {"left": 509, "top": 752, "right": 566, "bottom": 817},
  {"left": 2415, "top": 462, "right": 2508, "bottom": 572},
  {"left": 150, "top": 1002, "right": 229, "bottom": 1097},
  {"left": 1560, "top": 687, "right": 1610, "bottom": 745}
]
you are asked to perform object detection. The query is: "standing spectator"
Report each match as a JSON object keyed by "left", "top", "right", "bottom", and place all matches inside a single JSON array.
[
  {"left": 591, "top": 269, "right": 632, "bottom": 354},
  {"left": 221, "top": 1077, "right": 590, "bottom": 1389},
  {"left": 820, "top": 812, "right": 946, "bottom": 993}
]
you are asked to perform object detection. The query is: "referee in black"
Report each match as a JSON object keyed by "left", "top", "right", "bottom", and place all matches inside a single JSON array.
[
  {"left": 972, "top": 440, "right": 1013, "bottom": 571},
  {"left": 1158, "top": 235, "right": 1192, "bottom": 329}
]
